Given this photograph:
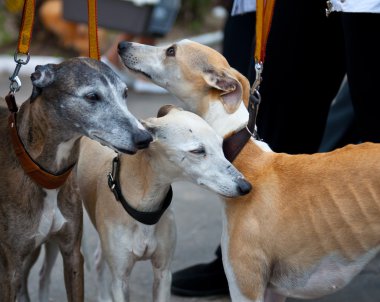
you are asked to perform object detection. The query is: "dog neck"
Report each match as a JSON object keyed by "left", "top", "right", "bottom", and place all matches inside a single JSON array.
[
  {"left": 202, "top": 98, "right": 272, "bottom": 153},
  {"left": 203, "top": 101, "right": 248, "bottom": 139},
  {"left": 117, "top": 151, "right": 173, "bottom": 213},
  {"left": 15, "top": 99, "right": 80, "bottom": 174}
]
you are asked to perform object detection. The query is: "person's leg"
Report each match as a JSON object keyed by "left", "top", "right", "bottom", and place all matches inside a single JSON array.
[
  {"left": 257, "top": 0, "right": 346, "bottom": 154},
  {"left": 223, "top": 11, "right": 256, "bottom": 77},
  {"left": 342, "top": 12, "right": 380, "bottom": 143},
  {"left": 318, "top": 79, "right": 360, "bottom": 152}
]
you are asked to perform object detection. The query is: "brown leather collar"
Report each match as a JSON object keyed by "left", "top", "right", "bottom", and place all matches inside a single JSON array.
[
  {"left": 8, "top": 112, "right": 75, "bottom": 189},
  {"left": 222, "top": 91, "right": 261, "bottom": 163},
  {"left": 223, "top": 127, "right": 252, "bottom": 162}
]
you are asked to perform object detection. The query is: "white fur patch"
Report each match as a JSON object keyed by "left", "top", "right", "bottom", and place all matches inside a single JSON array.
[
  {"left": 203, "top": 100, "right": 272, "bottom": 153},
  {"left": 34, "top": 189, "right": 67, "bottom": 247},
  {"left": 108, "top": 221, "right": 157, "bottom": 259},
  {"left": 273, "top": 246, "right": 380, "bottom": 299},
  {"left": 55, "top": 137, "right": 77, "bottom": 168},
  {"left": 253, "top": 138, "right": 272, "bottom": 152},
  {"left": 204, "top": 101, "right": 248, "bottom": 138}
]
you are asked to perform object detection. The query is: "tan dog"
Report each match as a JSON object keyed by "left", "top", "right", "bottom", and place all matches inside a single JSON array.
[
  {"left": 38, "top": 105, "right": 251, "bottom": 302},
  {"left": 118, "top": 39, "right": 380, "bottom": 302}
]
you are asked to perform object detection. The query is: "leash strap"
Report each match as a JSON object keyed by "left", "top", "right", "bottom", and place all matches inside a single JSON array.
[
  {"left": 107, "top": 155, "right": 173, "bottom": 225},
  {"left": 8, "top": 113, "right": 75, "bottom": 189},
  {"left": 254, "top": 0, "right": 276, "bottom": 67},
  {"left": 251, "top": 0, "right": 276, "bottom": 92},
  {"left": 87, "top": 0, "right": 100, "bottom": 60},
  {"left": 248, "top": 0, "right": 276, "bottom": 133},
  {"left": 223, "top": 0, "right": 276, "bottom": 162},
  {"left": 17, "top": 0, "right": 35, "bottom": 56}
]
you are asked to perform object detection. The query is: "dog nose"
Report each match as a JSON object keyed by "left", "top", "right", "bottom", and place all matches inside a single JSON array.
[
  {"left": 133, "top": 130, "right": 153, "bottom": 149},
  {"left": 118, "top": 41, "right": 132, "bottom": 53},
  {"left": 237, "top": 178, "right": 252, "bottom": 195}
]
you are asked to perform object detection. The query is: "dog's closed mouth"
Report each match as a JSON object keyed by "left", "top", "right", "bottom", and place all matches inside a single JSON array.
[
  {"left": 117, "top": 148, "right": 137, "bottom": 155},
  {"left": 92, "top": 135, "right": 137, "bottom": 155},
  {"left": 126, "top": 66, "right": 152, "bottom": 79}
]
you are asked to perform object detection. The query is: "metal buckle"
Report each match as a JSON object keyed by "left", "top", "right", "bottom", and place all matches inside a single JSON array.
[
  {"left": 107, "top": 172, "right": 120, "bottom": 201},
  {"left": 107, "top": 172, "right": 116, "bottom": 190},
  {"left": 251, "top": 61, "right": 263, "bottom": 92},
  {"left": 8, "top": 52, "right": 31, "bottom": 93}
]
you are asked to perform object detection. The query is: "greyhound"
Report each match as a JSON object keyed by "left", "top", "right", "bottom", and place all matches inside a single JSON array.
[
  {"left": 118, "top": 40, "right": 380, "bottom": 302},
  {"left": 38, "top": 105, "right": 252, "bottom": 302},
  {"left": 0, "top": 57, "right": 152, "bottom": 302}
]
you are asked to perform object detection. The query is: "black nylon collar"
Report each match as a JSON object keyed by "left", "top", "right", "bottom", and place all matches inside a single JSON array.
[{"left": 107, "top": 155, "right": 173, "bottom": 225}]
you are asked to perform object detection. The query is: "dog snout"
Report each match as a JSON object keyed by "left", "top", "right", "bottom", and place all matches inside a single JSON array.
[
  {"left": 133, "top": 130, "right": 153, "bottom": 150},
  {"left": 118, "top": 41, "right": 132, "bottom": 54},
  {"left": 236, "top": 178, "right": 252, "bottom": 195}
]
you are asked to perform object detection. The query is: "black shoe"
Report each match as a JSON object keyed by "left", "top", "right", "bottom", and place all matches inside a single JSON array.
[{"left": 171, "top": 256, "right": 229, "bottom": 297}]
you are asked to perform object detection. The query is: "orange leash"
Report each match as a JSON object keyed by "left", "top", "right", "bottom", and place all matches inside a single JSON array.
[
  {"left": 5, "top": 0, "right": 100, "bottom": 189},
  {"left": 87, "top": 0, "right": 100, "bottom": 60},
  {"left": 17, "top": 0, "right": 35, "bottom": 56},
  {"left": 252, "top": 0, "right": 276, "bottom": 92},
  {"left": 245, "top": 0, "right": 276, "bottom": 142}
]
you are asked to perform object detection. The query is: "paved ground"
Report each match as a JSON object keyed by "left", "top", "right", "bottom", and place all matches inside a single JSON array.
[{"left": 1, "top": 68, "right": 380, "bottom": 302}]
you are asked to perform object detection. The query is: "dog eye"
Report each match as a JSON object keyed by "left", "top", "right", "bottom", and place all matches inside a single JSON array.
[
  {"left": 85, "top": 92, "right": 100, "bottom": 102},
  {"left": 190, "top": 148, "right": 206, "bottom": 155},
  {"left": 123, "top": 88, "right": 128, "bottom": 99},
  {"left": 166, "top": 46, "right": 176, "bottom": 57}
]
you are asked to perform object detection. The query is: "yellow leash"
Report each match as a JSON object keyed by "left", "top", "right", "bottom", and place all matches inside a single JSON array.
[
  {"left": 17, "top": 0, "right": 35, "bottom": 57},
  {"left": 4, "top": 0, "right": 100, "bottom": 188},
  {"left": 245, "top": 0, "right": 276, "bottom": 142},
  {"left": 7, "top": 0, "right": 100, "bottom": 95},
  {"left": 87, "top": 0, "right": 100, "bottom": 60},
  {"left": 252, "top": 0, "right": 276, "bottom": 91}
]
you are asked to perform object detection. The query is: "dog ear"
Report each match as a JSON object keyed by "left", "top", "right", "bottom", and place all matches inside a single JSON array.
[
  {"left": 157, "top": 104, "right": 183, "bottom": 118},
  {"left": 31, "top": 64, "right": 56, "bottom": 88},
  {"left": 140, "top": 119, "right": 159, "bottom": 136},
  {"left": 228, "top": 68, "right": 250, "bottom": 108},
  {"left": 203, "top": 70, "right": 243, "bottom": 113}
]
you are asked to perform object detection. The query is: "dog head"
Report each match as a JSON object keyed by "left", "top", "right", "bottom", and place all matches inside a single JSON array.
[
  {"left": 30, "top": 58, "right": 152, "bottom": 154},
  {"left": 118, "top": 39, "right": 250, "bottom": 117},
  {"left": 141, "top": 105, "right": 251, "bottom": 197}
]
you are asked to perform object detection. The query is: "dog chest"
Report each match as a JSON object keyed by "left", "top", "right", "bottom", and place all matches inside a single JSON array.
[
  {"left": 34, "top": 189, "right": 67, "bottom": 246},
  {"left": 270, "top": 246, "right": 380, "bottom": 299},
  {"left": 110, "top": 222, "right": 158, "bottom": 259}
]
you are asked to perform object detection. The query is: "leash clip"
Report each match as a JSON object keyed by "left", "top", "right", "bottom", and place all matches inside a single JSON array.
[
  {"left": 107, "top": 172, "right": 120, "bottom": 201},
  {"left": 247, "top": 89, "right": 262, "bottom": 140},
  {"left": 9, "top": 52, "right": 30, "bottom": 93},
  {"left": 251, "top": 61, "right": 263, "bottom": 92}
]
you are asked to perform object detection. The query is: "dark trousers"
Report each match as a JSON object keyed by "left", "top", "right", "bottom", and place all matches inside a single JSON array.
[{"left": 257, "top": 0, "right": 380, "bottom": 154}]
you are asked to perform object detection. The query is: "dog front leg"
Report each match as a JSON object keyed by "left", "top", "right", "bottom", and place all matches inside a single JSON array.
[
  {"left": 60, "top": 240, "right": 84, "bottom": 302},
  {"left": 109, "top": 256, "right": 135, "bottom": 302},
  {"left": 17, "top": 246, "right": 41, "bottom": 302},
  {"left": 152, "top": 266, "right": 172, "bottom": 302},
  {"left": 264, "top": 289, "right": 286, "bottom": 302},
  {"left": 0, "top": 254, "right": 16, "bottom": 302},
  {"left": 151, "top": 223, "right": 176, "bottom": 302},
  {"left": 39, "top": 241, "right": 59, "bottom": 302},
  {"left": 94, "top": 240, "right": 112, "bottom": 302}
]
